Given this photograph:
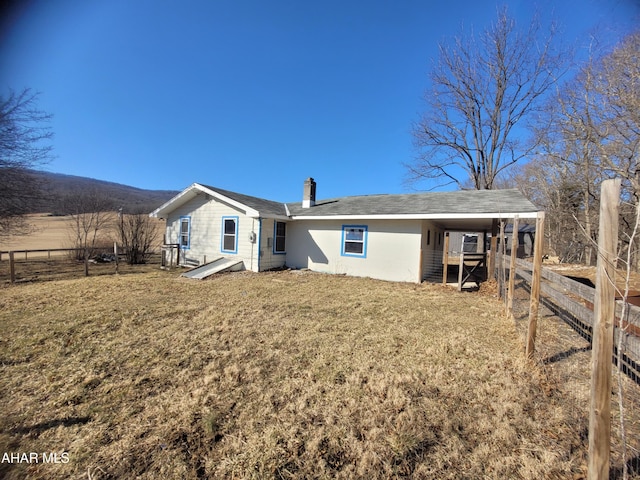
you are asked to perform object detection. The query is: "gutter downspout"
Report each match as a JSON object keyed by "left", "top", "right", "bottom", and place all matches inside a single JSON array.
[{"left": 256, "top": 218, "right": 262, "bottom": 272}]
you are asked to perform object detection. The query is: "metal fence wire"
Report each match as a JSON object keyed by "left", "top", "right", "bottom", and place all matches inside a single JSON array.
[{"left": 497, "top": 253, "right": 640, "bottom": 477}]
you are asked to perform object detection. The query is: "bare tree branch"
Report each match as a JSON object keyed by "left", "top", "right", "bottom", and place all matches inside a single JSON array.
[
  {"left": 0, "top": 88, "right": 53, "bottom": 236},
  {"left": 409, "top": 6, "right": 567, "bottom": 190}
]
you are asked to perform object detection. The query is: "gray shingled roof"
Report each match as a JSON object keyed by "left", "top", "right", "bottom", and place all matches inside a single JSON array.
[
  {"left": 286, "top": 189, "right": 539, "bottom": 217},
  {"left": 154, "top": 183, "right": 539, "bottom": 221},
  {"left": 200, "top": 184, "right": 288, "bottom": 217}
]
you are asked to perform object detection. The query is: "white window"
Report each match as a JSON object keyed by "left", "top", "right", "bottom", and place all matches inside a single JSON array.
[
  {"left": 274, "top": 221, "right": 286, "bottom": 254},
  {"left": 221, "top": 216, "right": 238, "bottom": 253},
  {"left": 179, "top": 216, "right": 190, "bottom": 249},
  {"left": 341, "top": 225, "right": 368, "bottom": 257}
]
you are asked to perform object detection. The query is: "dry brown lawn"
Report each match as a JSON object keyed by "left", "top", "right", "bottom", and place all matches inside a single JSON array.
[{"left": 0, "top": 269, "right": 589, "bottom": 479}]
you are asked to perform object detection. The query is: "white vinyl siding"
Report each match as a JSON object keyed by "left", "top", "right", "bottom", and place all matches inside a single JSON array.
[
  {"left": 164, "top": 195, "right": 258, "bottom": 269},
  {"left": 258, "top": 218, "right": 287, "bottom": 271}
]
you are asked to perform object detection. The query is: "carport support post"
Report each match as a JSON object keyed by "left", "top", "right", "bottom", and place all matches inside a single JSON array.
[
  {"left": 587, "top": 178, "right": 620, "bottom": 480},
  {"left": 525, "top": 212, "right": 545, "bottom": 359},
  {"left": 498, "top": 221, "right": 506, "bottom": 299},
  {"left": 442, "top": 233, "right": 450, "bottom": 285},
  {"left": 507, "top": 216, "right": 519, "bottom": 318},
  {"left": 489, "top": 219, "right": 498, "bottom": 280}
]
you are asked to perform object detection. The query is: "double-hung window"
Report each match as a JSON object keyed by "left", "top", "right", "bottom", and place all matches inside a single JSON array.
[
  {"left": 179, "top": 216, "right": 191, "bottom": 249},
  {"left": 274, "top": 221, "right": 286, "bottom": 254},
  {"left": 221, "top": 216, "right": 238, "bottom": 253},
  {"left": 341, "top": 225, "right": 368, "bottom": 257}
]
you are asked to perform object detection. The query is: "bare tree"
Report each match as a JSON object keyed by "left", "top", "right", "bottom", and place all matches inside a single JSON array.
[
  {"left": 524, "top": 31, "right": 640, "bottom": 268},
  {"left": 0, "top": 88, "right": 53, "bottom": 236},
  {"left": 409, "top": 7, "right": 566, "bottom": 190},
  {"left": 526, "top": 58, "right": 602, "bottom": 264},
  {"left": 116, "top": 211, "right": 159, "bottom": 265},
  {"left": 64, "top": 191, "right": 115, "bottom": 275}
]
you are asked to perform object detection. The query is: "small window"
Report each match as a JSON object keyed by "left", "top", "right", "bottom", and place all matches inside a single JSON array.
[
  {"left": 221, "top": 216, "right": 238, "bottom": 253},
  {"left": 341, "top": 225, "right": 367, "bottom": 258},
  {"left": 274, "top": 221, "right": 286, "bottom": 254},
  {"left": 179, "top": 216, "right": 191, "bottom": 249},
  {"left": 427, "top": 229, "right": 431, "bottom": 246}
]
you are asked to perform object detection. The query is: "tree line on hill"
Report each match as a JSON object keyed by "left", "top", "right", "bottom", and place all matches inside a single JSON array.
[
  {"left": 29, "top": 170, "right": 178, "bottom": 216},
  {"left": 0, "top": 89, "right": 176, "bottom": 264}
]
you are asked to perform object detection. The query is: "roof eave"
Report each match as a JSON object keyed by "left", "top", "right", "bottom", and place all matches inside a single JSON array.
[
  {"left": 149, "top": 183, "right": 261, "bottom": 218},
  {"left": 289, "top": 211, "right": 542, "bottom": 221},
  {"left": 149, "top": 183, "right": 202, "bottom": 218}
]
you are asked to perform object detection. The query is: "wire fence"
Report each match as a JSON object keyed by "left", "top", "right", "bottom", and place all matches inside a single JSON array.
[
  {"left": 422, "top": 248, "right": 489, "bottom": 286},
  {"left": 0, "top": 248, "right": 161, "bottom": 284},
  {"left": 498, "top": 253, "right": 640, "bottom": 477}
]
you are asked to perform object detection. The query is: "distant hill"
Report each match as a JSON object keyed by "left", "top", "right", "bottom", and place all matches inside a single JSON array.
[{"left": 28, "top": 170, "right": 179, "bottom": 214}]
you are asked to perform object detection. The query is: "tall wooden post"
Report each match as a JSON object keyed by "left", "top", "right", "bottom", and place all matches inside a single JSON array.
[
  {"left": 525, "top": 212, "right": 545, "bottom": 359},
  {"left": 442, "top": 233, "right": 450, "bottom": 285},
  {"left": 498, "top": 221, "right": 506, "bottom": 299},
  {"left": 9, "top": 251, "right": 15, "bottom": 284},
  {"left": 588, "top": 178, "right": 621, "bottom": 480},
  {"left": 114, "top": 242, "right": 119, "bottom": 275},
  {"left": 489, "top": 219, "right": 498, "bottom": 280},
  {"left": 507, "top": 216, "right": 520, "bottom": 318},
  {"left": 458, "top": 250, "right": 465, "bottom": 292}
]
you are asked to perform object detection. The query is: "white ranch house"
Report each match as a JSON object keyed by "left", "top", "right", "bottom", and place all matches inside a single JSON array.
[{"left": 150, "top": 178, "right": 541, "bottom": 283}]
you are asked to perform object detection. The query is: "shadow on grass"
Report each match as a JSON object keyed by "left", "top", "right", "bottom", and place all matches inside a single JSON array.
[
  {"left": 610, "top": 453, "right": 640, "bottom": 479},
  {"left": 11, "top": 416, "right": 91, "bottom": 437},
  {"left": 542, "top": 346, "right": 591, "bottom": 365}
]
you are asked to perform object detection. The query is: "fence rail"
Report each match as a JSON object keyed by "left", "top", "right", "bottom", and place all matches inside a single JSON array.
[
  {"left": 497, "top": 249, "right": 640, "bottom": 476},
  {"left": 0, "top": 247, "right": 89, "bottom": 261},
  {"left": 501, "top": 255, "right": 640, "bottom": 384}
]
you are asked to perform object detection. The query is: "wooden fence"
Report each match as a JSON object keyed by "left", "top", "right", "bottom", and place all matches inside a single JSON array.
[
  {"left": 0, "top": 247, "right": 160, "bottom": 283},
  {"left": 499, "top": 254, "right": 640, "bottom": 384}
]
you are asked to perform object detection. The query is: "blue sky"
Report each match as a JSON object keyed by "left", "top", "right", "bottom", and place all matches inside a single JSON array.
[{"left": 1, "top": 0, "right": 638, "bottom": 202}]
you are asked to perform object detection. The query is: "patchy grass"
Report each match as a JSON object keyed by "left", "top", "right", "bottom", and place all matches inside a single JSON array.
[{"left": 0, "top": 270, "right": 587, "bottom": 479}]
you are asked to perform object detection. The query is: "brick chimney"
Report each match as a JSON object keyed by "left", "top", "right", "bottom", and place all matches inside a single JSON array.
[{"left": 302, "top": 177, "right": 316, "bottom": 208}]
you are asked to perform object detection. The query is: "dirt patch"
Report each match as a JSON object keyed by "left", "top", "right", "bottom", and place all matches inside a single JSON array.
[
  {"left": 0, "top": 270, "right": 598, "bottom": 479},
  {"left": 546, "top": 263, "right": 640, "bottom": 293}
]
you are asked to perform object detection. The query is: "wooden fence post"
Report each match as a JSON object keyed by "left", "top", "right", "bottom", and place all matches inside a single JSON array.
[
  {"left": 443, "top": 233, "right": 450, "bottom": 285},
  {"left": 114, "top": 242, "right": 119, "bottom": 275},
  {"left": 507, "top": 216, "right": 519, "bottom": 318},
  {"left": 588, "top": 178, "right": 621, "bottom": 480},
  {"left": 526, "top": 212, "right": 545, "bottom": 359},
  {"left": 9, "top": 251, "right": 15, "bottom": 283}
]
